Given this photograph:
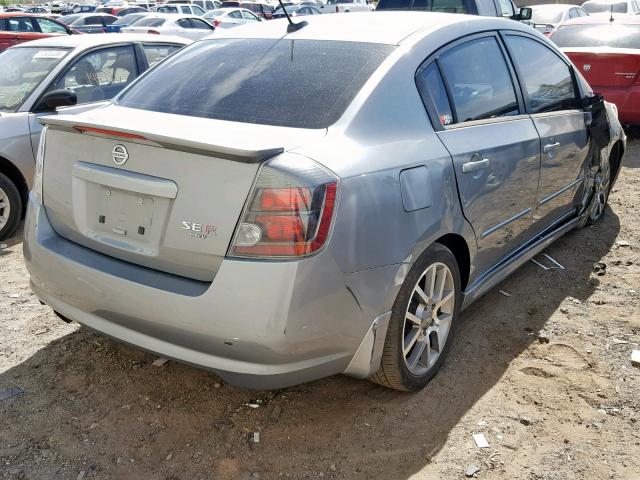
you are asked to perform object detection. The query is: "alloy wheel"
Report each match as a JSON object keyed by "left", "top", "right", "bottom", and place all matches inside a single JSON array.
[
  {"left": 0, "top": 186, "right": 10, "bottom": 229},
  {"left": 402, "top": 262, "right": 455, "bottom": 376}
]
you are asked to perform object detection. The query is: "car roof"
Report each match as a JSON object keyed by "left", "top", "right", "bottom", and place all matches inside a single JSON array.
[
  {"left": 583, "top": 0, "right": 630, "bottom": 3},
  {"left": 562, "top": 13, "right": 640, "bottom": 25},
  {"left": 0, "top": 12, "right": 50, "bottom": 18},
  {"left": 10, "top": 32, "right": 191, "bottom": 48},
  {"left": 212, "top": 11, "right": 533, "bottom": 45}
]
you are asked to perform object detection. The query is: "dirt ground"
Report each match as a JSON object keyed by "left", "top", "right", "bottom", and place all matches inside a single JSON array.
[{"left": 1, "top": 142, "right": 639, "bottom": 480}]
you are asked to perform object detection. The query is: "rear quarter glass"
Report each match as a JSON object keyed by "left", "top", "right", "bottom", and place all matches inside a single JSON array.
[{"left": 116, "top": 39, "right": 395, "bottom": 129}]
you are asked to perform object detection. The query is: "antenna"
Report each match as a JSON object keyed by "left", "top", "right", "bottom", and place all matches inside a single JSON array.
[
  {"left": 610, "top": 4, "right": 614, "bottom": 23},
  {"left": 276, "top": 0, "right": 308, "bottom": 33}
]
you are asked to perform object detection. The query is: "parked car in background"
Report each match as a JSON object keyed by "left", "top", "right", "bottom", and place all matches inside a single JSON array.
[
  {"left": 581, "top": 0, "right": 640, "bottom": 15},
  {"left": 25, "top": 12, "right": 624, "bottom": 391},
  {"left": 0, "top": 33, "right": 189, "bottom": 240},
  {"left": 220, "top": 1, "right": 273, "bottom": 18},
  {"left": 0, "top": 13, "right": 74, "bottom": 52},
  {"left": 64, "top": 4, "right": 97, "bottom": 14},
  {"left": 115, "top": 6, "right": 149, "bottom": 16},
  {"left": 375, "top": 0, "right": 532, "bottom": 21},
  {"left": 50, "top": 2, "right": 64, "bottom": 13},
  {"left": 24, "top": 7, "right": 51, "bottom": 14},
  {"left": 167, "top": 0, "right": 222, "bottom": 11},
  {"left": 156, "top": 3, "right": 207, "bottom": 15},
  {"left": 317, "top": 0, "right": 372, "bottom": 13},
  {"left": 121, "top": 13, "right": 214, "bottom": 38},
  {"left": 272, "top": 4, "right": 321, "bottom": 17},
  {"left": 106, "top": 11, "right": 150, "bottom": 31},
  {"left": 203, "top": 7, "right": 261, "bottom": 26},
  {"left": 61, "top": 13, "right": 118, "bottom": 33},
  {"left": 526, "top": 3, "right": 588, "bottom": 35},
  {"left": 550, "top": 14, "right": 640, "bottom": 124}
]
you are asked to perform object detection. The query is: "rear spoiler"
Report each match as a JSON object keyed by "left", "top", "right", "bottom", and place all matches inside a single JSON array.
[{"left": 40, "top": 115, "right": 285, "bottom": 164}]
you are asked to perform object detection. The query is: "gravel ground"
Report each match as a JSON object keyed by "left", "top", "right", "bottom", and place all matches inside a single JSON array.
[{"left": 1, "top": 141, "right": 639, "bottom": 480}]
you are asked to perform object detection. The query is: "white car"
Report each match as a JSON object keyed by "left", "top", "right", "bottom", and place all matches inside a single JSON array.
[
  {"left": 202, "top": 7, "right": 261, "bottom": 27},
  {"left": 526, "top": 3, "right": 589, "bottom": 35},
  {"left": 156, "top": 3, "right": 208, "bottom": 15},
  {"left": 317, "top": 0, "right": 373, "bottom": 13},
  {"left": 121, "top": 14, "right": 214, "bottom": 39}
]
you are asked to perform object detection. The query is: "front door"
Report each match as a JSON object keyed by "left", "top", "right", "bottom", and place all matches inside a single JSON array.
[
  {"left": 504, "top": 33, "right": 590, "bottom": 232},
  {"left": 416, "top": 34, "right": 541, "bottom": 275}
]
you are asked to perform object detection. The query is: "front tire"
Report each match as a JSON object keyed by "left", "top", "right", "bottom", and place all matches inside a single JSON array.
[
  {"left": 0, "top": 172, "right": 21, "bottom": 241},
  {"left": 587, "top": 148, "right": 611, "bottom": 225},
  {"left": 370, "top": 243, "right": 462, "bottom": 391}
]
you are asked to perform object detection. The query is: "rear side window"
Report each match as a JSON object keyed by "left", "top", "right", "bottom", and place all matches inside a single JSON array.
[
  {"left": 136, "top": 17, "right": 167, "bottom": 27},
  {"left": 506, "top": 36, "right": 577, "bottom": 113},
  {"left": 551, "top": 24, "right": 640, "bottom": 49},
  {"left": 437, "top": 36, "right": 519, "bottom": 123},
  {"left": 141, "top": 43, "right": 183, "bottom": 68},
  {"left": 416, "top": 63, "right": 453, "bottom": 126},
  {"left": 117, "top": 39, "right": 394, "bottom": 129}
]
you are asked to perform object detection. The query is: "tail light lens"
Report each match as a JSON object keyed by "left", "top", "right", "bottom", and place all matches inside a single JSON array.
[
  {"left": 147, "top": 29, "right": 160, "bottom": 34},
  {"left": 213, "top": 19, "right": 221, "bottom": 27},
  {"left": 229, "top": 156, "right": 338, "bottom": 259}
]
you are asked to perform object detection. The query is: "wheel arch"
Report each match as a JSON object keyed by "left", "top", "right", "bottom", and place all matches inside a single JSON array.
[
  {"left": 434, "top": 233, "right": 471, "bottom": 292},
  {"left": 0, "top": 155, "right": 29, "bottom": 216}
]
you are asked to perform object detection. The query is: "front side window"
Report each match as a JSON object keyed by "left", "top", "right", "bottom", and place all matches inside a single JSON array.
[
  {"left": 243, "top": 10, "right": 260, "bottom": 19},
  {"left": 48, "top": 45, "right": 138, "bottom": 104},
  {"left": 438, "top": 36, "right": 519, "bottom": 123},
  {"left": 416, "top": 63, "right": 453, "bottom": 126},
  {"left": 497, "top": 0, "right": 514, "bottom": 17},
  {"left": 506, "top": 36, "right": 577, "bottom": 113},
  {"left": 36, "top": 18, "right": 68, "bottom": 33},
  {"left": 0, "top": 47, "right": 70, "bottom": 112},
  {"left": 117, "top": 39, "right": 394, "bottom": 129}
]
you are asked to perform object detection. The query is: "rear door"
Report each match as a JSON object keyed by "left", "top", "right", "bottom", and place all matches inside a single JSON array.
[
  {"left": 503, "top": 33, "right": 590, "bottom": 232},
  {"left": 418, "top": 33, "right": 541, "bottom": 274}
]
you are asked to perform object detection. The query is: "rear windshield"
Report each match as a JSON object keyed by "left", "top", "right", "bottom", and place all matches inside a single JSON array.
[
  {"left": 59, "top": 14, "right": 81, "bottom": 24},
  {"left": 134, "top": 16, "right": 167, "bottom": 26},
  {"left": 117, "top": 39, "right": 394, "bottom": 129},
  {"left": 376, "top": 0, "right": 475, "bottom": 14},
  {"left": 157, "top": 5, "right": 179, "bottom": 11},
  {"left": 582, "top": 1, "right": 627, "bottom": 13},
  {"left": 551, "top": 24, "right": 640, "bottom": 48}
]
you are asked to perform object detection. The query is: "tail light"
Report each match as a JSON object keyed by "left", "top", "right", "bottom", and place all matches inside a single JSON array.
[
  {"left": 229, "top": 156, "right": 338, "bottom": 259},
  {"left": 335, "top": 6, "right": 339, "bottom": 12},
  {"left": 147, "top": 29, "right": 160, "bottom": 34},
  {"left": 33, "top": 126, "right": 47, "bottom": 204},
  {"left": 213, "top": 19, "right": 221, "bottom": 27}
]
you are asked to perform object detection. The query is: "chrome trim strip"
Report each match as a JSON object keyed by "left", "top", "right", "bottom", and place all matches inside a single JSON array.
[
  {"left": 538, "top": 177, "right": 584, "bottom": 207},
  {"left": 480, "top": 207, "right": 532, "bottom": 239}
]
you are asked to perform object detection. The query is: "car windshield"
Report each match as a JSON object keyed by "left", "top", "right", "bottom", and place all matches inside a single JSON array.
[
  {"left": 134, "top": 16, "right": 167, "bottom": 26},
  {"left": 0, "top": 47, "right": 70, "bottom": 112},
  {"left": 204, "top": 8, "right": 225, "bottom": 15},
  {"left": 59, "top": 14, "right": 81, "bottom": 24},
  {"left": 117, "top": 39, "right": 394, "bottom": 129},
  {"left": 531, "top": 7, "right": 564, "bottom": 24},
  {"left": 114, "top": 12, "right": 147, "bottom": 25},
  {"left": 583, "top": 1, "right": 627, "bottom": 13},
  {"left": 551, "top": 23, "right": 640, "bottom": 48}
]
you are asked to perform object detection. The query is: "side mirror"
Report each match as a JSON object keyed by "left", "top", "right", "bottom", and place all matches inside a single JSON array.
[
  {"left": 517, "top": 6, "right": 532, "bottom": 21},
  {"left": 33, "top": 89, "right": 78, "bottom": 112}
]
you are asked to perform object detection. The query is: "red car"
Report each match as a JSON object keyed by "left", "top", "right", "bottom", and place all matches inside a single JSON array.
[
  {"left": 550, "top": 15, "right": 640, "bottom": 124},
  {"left": 0, "top": 13, "right": 74, "bottom": 52}
]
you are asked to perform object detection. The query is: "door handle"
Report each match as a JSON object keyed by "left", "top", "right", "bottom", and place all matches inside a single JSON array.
[
  {"left": 543, "top": 142, "right": 560, "bottom": 154},
  {"left": 462, "top": 158, "right": 490, "bottom": 174}
]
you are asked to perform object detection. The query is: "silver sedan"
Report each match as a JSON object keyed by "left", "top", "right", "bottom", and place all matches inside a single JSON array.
[
  {"left": 0, "top": 33, "right": 189, "bottom": 239},
  {"left": 25, "top": 12, "right": 625, "bottom": 391}
]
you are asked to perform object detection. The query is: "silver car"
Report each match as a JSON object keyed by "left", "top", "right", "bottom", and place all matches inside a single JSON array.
[
  {"left": 0, "top": 33, "right": 189, "bottom": 239},
  {"left": 24, "top": 12, "right": 625, "bottom": 391}
]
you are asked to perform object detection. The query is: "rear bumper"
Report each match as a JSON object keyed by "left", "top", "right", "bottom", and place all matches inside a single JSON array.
[
  {"left": 595, "top": 86, "right": 640, "bottom": 125},
  {"left": 24, "top": 195, "right": 399, "bottom": 389}
]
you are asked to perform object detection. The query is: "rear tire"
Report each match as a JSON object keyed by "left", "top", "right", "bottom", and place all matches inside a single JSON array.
[
  {"left": 0, "top": 172, "right": 21, "bottom": 241},
  {"left": 586, "top": 148, "right": 612, "bottom": 225},
  {"left": 370, "top": 243, "right": 462, "bottom": 391}
]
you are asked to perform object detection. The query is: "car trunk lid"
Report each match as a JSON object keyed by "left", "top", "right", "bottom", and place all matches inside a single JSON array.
[
  {"left": 563, "top": 48, "right": 640, "bottom": 87},
  {"left": 40, "top": 105, "right": 326, "bottom": 281}
]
